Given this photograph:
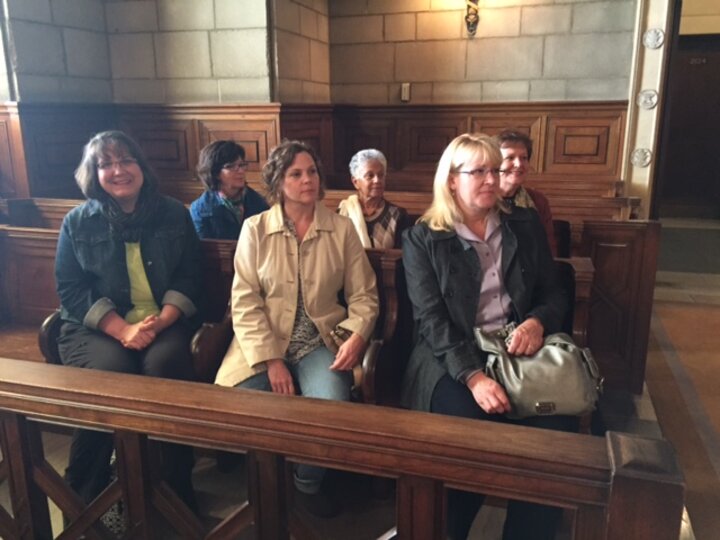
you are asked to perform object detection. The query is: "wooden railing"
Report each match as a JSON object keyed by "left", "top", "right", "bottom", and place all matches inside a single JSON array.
[{"left": 0, "top": 357, "right": 684, "bottom": 540}]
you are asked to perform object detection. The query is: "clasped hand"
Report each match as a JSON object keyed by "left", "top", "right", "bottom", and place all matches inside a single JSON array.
[{"left": 119, "top": 315, "right": 159, "bottom": 350}]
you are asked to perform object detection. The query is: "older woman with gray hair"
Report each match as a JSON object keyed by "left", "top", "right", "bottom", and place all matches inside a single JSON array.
[{"left": 338, "top": 148, "right": 410, "bottom": 249}]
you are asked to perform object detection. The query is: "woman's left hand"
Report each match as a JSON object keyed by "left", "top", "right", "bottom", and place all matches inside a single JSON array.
[
  {"left": 141, "top": 305, "right": 182, "bottom": 335},
  {"left": 506, "top": 317, "right": 544, "bottom": 356},
  {"left": 330, "top": 333, "right": 366, "bottom": 371}
]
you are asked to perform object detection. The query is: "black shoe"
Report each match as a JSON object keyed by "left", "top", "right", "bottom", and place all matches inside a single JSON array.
[{"left": 295, "top": 489, "right": 342, "bottom": 518}]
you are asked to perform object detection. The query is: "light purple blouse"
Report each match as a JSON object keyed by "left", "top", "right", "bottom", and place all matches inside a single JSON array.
[{"left": 454, "top": 210, "right": 512, "bottom": 333}]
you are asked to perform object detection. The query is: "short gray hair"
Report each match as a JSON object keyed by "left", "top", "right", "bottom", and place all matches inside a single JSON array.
[{"left": 348, "top": 149, "right": 387, "bottom": 178}]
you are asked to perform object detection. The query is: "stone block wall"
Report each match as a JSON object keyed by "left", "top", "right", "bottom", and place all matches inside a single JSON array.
[
  {"left": 273, "top": 0, "right": 330, "bottom": 103},
  {"left": 329, "top": 0, "right": 636, "bottom": 104},
  {"left": 3, "top": 0, "right": 111, "bottom": 102},
  {"left": 0, "top": 0, "right": 272, "bottom": 104},
  {"left": 106, "top": 0, "right": 271, "bottom": 103}
]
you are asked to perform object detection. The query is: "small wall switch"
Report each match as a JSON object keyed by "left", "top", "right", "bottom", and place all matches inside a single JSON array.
[{"left": 401, "top": 82, "right": 411, "bottom": 102}]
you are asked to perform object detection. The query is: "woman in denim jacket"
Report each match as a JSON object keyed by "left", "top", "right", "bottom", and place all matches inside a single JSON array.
[
  {"left": 189, "top": 140, "right": 269, "bottom": 239},
  {"left": 55, "top": 131, "right": 201, "bottom": 513}
]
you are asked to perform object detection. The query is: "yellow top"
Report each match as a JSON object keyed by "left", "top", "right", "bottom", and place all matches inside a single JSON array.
[{"left": 124, "top": 242, "right": 160, "bottom": 324}]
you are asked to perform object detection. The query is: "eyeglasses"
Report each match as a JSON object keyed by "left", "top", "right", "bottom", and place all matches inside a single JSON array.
[
  {"left": 457, "top": 167, "right": 500, "bottom": 179},
  {"left": 97, "top": 157, "right": 138, "bottom": 171},
  {"left": 222, "top": 161, "right": 249, "bottom": 171}
]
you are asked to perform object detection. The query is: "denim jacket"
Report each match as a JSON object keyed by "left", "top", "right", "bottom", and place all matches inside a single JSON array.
[
  {"left": 55, "top": 196, "right": 202, "bottom": 329},
  {"left": 189, "top": 187, "right": 269, "bottom": 240}
]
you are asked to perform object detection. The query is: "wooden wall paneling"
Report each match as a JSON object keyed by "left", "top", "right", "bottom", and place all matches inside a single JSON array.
[
  {"left": 2, "top": 227, "right": 60, "bottom": 325},
  {"left": 529, "top": 177, "right": 622, "bottom": 199},
  {"left": 118, "top": 116, "right": 200, "bottom": 204},
  {"left": 0, "top": 229, "right": 8, "bottom": 324},
  {"left": 582, "top": 220, "right": 661, "bottom": 393},
  {"left": 0, "top": 105, "right": 30, "bottom": 199},
  {"left": 331, "top": 102, "right": 627, "bottom": 195},
  {"left": 393, "top": 114, "right": 469, "bottom": 192},
  {"left": 118, "top": 105, "right": 281, "bottom": 204},
  {"left": 470, "top": 113, "right": 545, "bottom": 173},
  {"left": 279, "top": 105, "right": 335, "bottom": 182},
  {"left": 544, "top": 109, "right": 625, "bottom": 178},
  {"left": 199, "top": 117, "right": 281, "bottom": 197},
  {"left": 333, "top": 111, "right": 397, "bottom": 190},
  {"left": 17, "top": 103, "right": 117, "bottom": 199}
]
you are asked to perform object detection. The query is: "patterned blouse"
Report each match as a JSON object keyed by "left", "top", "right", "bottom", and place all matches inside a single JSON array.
[{"left": 284, "top": 217, "right": 324, "bottom": 363}]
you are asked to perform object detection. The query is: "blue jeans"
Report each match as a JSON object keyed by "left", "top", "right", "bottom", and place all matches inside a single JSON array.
[{"left": 237, "top": 346, "right": 352, "bottom": 494}]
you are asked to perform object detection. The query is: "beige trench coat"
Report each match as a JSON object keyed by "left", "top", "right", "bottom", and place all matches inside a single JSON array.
[{"left": 215, "top": 203, "right": 379, "bottom": 387}]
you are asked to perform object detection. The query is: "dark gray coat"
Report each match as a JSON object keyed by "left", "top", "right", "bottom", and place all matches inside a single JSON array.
[{"left": 400, "top": 208, "right": 567, "bottom": 411}]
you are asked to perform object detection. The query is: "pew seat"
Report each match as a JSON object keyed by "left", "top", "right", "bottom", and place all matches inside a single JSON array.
[
  {"left": 187, "top": 253, "right": 594, "bottom": 408},
  {"left": 192, "top": 248, "right": 405, "bottom": 405},
  {"left": 36, "top": 249, "right": 593, "bottom": 411}
]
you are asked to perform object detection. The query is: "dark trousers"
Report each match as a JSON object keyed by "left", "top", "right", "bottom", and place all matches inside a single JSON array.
[
  {"left": 431, "top": 374, "right": 579, "bottom": 540},
  {"left": 58, "top": 320, "right": 198, "bottom": 511}
]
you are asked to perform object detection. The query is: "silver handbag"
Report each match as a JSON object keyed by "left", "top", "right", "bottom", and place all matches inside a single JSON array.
[{"left": 473, "top": 326, "right": 602, "bottom": 419}]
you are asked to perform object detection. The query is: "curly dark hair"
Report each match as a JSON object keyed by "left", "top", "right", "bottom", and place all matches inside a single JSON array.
[
  {"left": 196, "top": 140, "right": 246, "bottom": 191},
  {"left": 261, "top": 140, "right": 325, "bottom": 205},
  {"left": 496, "top": 129, "right": 533, "bottom": 159}
]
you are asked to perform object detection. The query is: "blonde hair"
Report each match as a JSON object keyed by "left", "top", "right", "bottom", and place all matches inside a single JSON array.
[{"left": 420, "top": 133, "right": 505, "bottom": 231}]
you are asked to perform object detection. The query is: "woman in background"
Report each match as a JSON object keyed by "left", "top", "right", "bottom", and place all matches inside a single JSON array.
[
  {"left": 337, "top": 148, "right": 410, "bottom": 248},
  {"left": 190, "top": 140, "right": 269, "bottom": 239},
  {"left": 55, "top": 130, "right": 200, "bottom": 512},
  {"left": 496, "top": 129, "right": 557, "bottom": 256},
  {"left": 215, "top": 140, "right": 378, "bottom": 518}
]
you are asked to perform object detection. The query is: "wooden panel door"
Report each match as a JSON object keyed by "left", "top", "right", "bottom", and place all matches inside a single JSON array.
[{"left": 582, "top": 220, "right": 661, "bottom": 393}]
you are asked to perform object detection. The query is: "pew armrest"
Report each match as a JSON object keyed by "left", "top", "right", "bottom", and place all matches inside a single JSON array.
[
  {"left": 38, "top": 309, "right": 63, "bottom": 365},
  {"left": 354, "top": 338, "right": 383, "bottom": 404},
  {"left": 191, "top": 317, "right": 234, "bottom": 383},
  {"left": 554, "top": 256, "right": 594, "bottom": 348}
]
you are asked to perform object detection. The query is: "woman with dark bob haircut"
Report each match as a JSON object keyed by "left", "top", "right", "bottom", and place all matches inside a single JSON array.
[
  {"left": 55, "top": 130, "right": 201, "bottom": 514},
  {"left": 190, "top": 140, "right": 269, "bottom": 239},
  {"left": 214, "top": 140, "right": 378, "bottom": 518}
]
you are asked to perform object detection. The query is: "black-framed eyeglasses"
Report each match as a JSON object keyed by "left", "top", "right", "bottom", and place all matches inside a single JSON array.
[
  {"left": 222, "top": 161, "right": 249, "bottom": 171},
  {"left": 457, "top": 167, "right": 500, "bottom": 179},
  {"left": 97, "top": 157, "right": 138, "bottom": 171}
]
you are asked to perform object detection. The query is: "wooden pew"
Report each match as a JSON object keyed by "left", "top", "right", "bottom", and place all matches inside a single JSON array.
[
  {"left": 1, "top": 201, "right": 655, "bottom": 395},
  {"left": 0, "top": 357, "right": 685, "bottom": 540},
  {"left": 191, "top": 247, "right": 406, "bottom": 406},
  {"left": 321, "top": 189, "right": 640, "bottom": 252},
  {"left": 0, "top": 193, "right": 639, "bottom": 255},
  {"left": 2, "top": 197, "right": 81, "bottom": 229},
  {"left": 190, "top": 243, "right": 590, "bottom": 405},
  {"left": 3, "top": 221, "right": 629, "bottom": 394}
]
